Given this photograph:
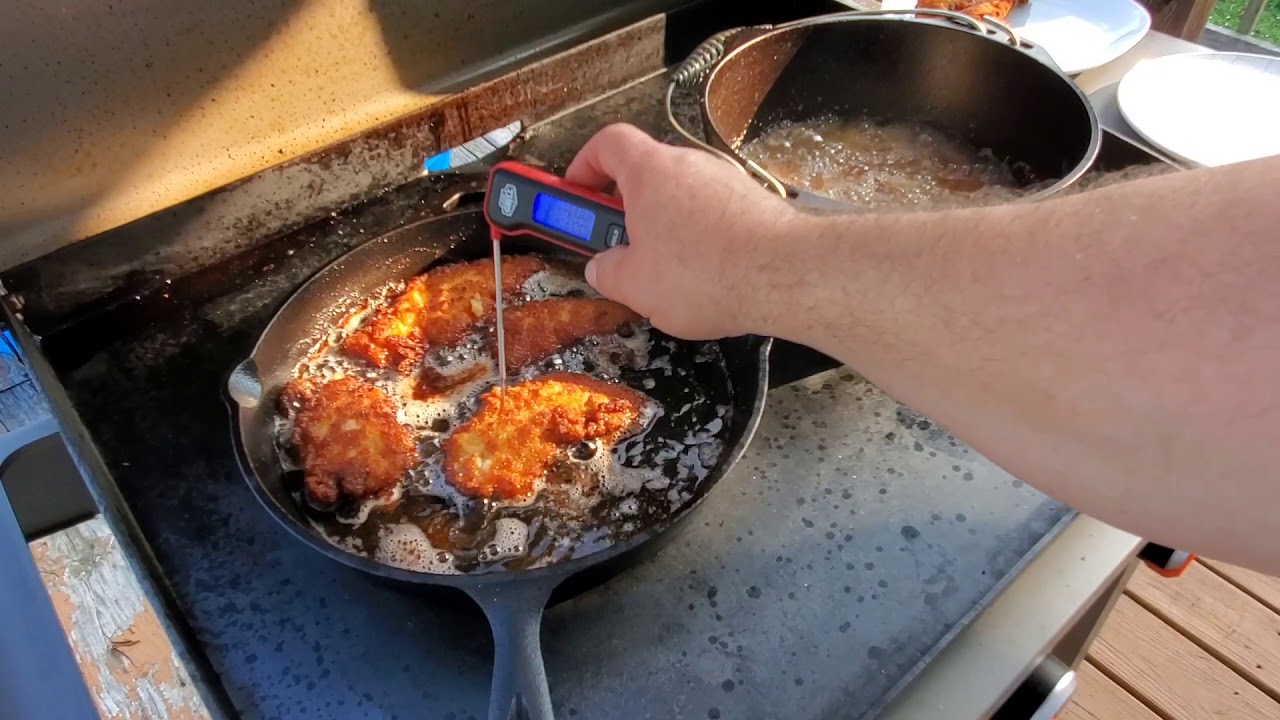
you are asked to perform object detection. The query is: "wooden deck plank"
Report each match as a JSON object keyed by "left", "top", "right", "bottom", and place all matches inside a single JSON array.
[
  {"left": 1128, "top": 562, "right": 1280, "bottom": 700},
  {"left": 1060, "top": 660, "right": 1163, "bottom": 720},
  {"left": 1200, "top": 558, "right": 1280, "bottom": 614},
  {"left": 1089, "top": 594, "right": 1280, "bottom": 720},
  {"left": 32, "top": 518, "right": 212, "bottom": 720}
]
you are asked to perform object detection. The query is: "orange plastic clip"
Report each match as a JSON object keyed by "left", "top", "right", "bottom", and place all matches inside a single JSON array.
[{"left": 1139, "top": 544, "right": 1195, "bottom": 578}]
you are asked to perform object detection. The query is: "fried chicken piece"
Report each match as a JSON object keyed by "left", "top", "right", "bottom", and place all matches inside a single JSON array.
[
  {"left": 342, "top": 255, "right": 546, "bottom": 371},
  {"left": 413, "top": 297, "right": 639, "bottom": 398},
  {"left": 288, "top": 377, "right": 417, "bottom": 507},
  {"left": 492, "top": 297, "right": 642, "bottom": 372},
  {"left": 917, "top": 0, "right": 956, "bottom": 10},
  {"left": 441, "top": 373, "right": 649, "bottom": 502},
  {"left": 961, "top": 0, "right": 1022, "bottom": 19},
  {"left": 917, "top": 0, "right": 1025, "bottom": 20}
]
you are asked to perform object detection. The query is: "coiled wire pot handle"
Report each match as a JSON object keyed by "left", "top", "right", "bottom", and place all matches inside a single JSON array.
[{"left": 664, "top": 29, "right": 790, "bottom": 199}]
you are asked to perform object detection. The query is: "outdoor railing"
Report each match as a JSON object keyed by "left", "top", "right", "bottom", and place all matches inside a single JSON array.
[{"left": 1238, "top": 0, "right": 1270, "bottom": 34}]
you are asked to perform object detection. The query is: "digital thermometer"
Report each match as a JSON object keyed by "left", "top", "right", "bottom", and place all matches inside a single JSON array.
[{"left": 483, "top": 161, "right": 628, "bottom": 255}]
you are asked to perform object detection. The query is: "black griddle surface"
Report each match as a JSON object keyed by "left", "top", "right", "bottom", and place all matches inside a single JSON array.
[{"left": 4, "top": 72, "right": 1172, "bottom": 719}]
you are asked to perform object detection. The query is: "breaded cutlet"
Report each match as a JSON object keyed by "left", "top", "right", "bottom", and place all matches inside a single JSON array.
[
  {"left": 490, "top": 297, "right": 641, "bottom": 372},
  {"left": 285, "top": 377, "right": 417, "bottom": 507},
  {"left": 441, "top": 373, "right": 649, "bottom": 502},
  {"left": 342, "top": 255, "right": 546, "bottom": 371}
]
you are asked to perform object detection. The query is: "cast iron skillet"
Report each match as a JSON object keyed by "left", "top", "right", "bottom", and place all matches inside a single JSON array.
[{"left": 226, "top": 208, "right": 771, "bottom": 720}]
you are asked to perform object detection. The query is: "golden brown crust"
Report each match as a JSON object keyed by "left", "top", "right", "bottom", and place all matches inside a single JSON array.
[
  {"left": 441, "top": 373, "right": 649, "bottom": 502},
  {"left": 342, "top": 255, "right": 547, "bottom": 371},
  {"left": 493, "top": 297, "right": 641, "bottom": 372},
  {"left": 916, "top": 0, "right": 1026, "bottom": 20},
  {"left": 291, "top": 377, "right": 417, "bottom": 506}
]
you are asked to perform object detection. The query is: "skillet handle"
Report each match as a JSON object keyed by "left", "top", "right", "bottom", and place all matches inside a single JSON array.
[{"left": 469, "top": 579, "right": 560, "bottom": 720}]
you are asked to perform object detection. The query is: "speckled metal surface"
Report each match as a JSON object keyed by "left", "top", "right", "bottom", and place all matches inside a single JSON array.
[
  {"left": 1, "top": 13, "right": 668, "bottom": 327},
  {"left": 538, "top": 375, "right": 1067, "bottom": 720},
  {"left": 0, "top": 0, "right": 695, "bottom": 270},
  {"left": 1, "top": 68, "right": 1076, "bottom": 719}
]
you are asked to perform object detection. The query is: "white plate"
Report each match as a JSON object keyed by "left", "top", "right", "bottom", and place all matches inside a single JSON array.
[
  {"left": 1117, "top": 52, "right": 1280, "bottom": 167},
  {"left": 875, "top": 0, "right": 1152, "bottom": 75}
]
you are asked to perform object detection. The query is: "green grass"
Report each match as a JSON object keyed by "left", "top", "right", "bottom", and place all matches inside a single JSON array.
[{"left": 1209, "top": 0, "right": 1280, "bottom": 45}]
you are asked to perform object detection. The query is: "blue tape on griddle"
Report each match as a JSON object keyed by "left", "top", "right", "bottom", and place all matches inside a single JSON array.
[{"left": 424, "top": 151, "right": 453, "bottom": 173}]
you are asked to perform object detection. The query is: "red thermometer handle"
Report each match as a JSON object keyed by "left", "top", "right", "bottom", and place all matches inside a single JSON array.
[{"left": 484, "top": 161, "right": 627, "bottom": 256}]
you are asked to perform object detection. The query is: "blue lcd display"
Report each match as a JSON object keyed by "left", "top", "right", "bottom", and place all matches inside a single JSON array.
[{"left": 532, "top": 192, "right": 596, "bottom": 241}]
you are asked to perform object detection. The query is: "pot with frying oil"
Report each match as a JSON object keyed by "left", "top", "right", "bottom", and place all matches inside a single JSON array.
[
  {"left": 274, "top": 262, "right": 734, "bottom": 575},
  {"left": 740, "top": 117, "right": 1050, "bottom": 211}
]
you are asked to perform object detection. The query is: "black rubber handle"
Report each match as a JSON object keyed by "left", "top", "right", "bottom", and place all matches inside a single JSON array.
[{"left": 468, "top": 578, "right": 560, "bottom": 720}]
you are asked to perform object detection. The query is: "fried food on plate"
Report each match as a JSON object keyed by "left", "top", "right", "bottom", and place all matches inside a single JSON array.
[
  {"left": 441, "top": 373, "right": 649, "bottom": 502},
  {"left": 917, "top": 0, "right": 1026, "bottom": 21},
  {"left": 494, "top": 297, "right": 641, "bottom": 372},
  {"left": 342, "top": 255, "right": 546, "bottom": 370},
  {"left": 286, "top": 377, "right": 417, "bottom": 507}
]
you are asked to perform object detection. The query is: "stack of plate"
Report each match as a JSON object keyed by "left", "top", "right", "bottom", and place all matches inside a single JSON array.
[
  {"left": 867, "top": 0, "right": 1280, "bottom": 167},
  {"left": 1118, "top": 52, "right": 1280, "bottom": 167}
]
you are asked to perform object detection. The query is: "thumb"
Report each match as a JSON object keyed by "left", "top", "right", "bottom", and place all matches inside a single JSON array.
[{"left": 584, "top": 246, "right": 631, "bottom": 302}]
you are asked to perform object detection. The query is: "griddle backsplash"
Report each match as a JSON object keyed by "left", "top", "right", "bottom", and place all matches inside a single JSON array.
[{"left": 17, "top": 75, "right": 1072, "bottom": 720}]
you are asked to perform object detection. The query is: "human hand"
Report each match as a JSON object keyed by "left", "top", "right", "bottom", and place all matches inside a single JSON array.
[{"left": 565, "top": 123, "right": 801, "bottom": 340}]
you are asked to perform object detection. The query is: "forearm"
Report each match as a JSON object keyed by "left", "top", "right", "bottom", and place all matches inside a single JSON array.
[{"left": 755, "top": 158, "right": 1280, "bottom": 573}]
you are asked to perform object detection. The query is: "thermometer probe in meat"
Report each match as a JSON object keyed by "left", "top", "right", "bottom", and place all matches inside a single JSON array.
[{"left": 483, "top": 161, "right": 629, "bottom": 395}]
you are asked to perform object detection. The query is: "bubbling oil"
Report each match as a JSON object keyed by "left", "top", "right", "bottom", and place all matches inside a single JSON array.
[
  {"left": 276, "top": 259, "right": 734, "bottom": 574},
  {"left": 739, "top": 117, "right": 1028, "bottom": 211}
]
